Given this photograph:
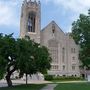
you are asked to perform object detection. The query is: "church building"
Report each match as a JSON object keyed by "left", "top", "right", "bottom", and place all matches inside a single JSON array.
[{"left": 20, "top": 0, "right": 80, "bottom": 76}]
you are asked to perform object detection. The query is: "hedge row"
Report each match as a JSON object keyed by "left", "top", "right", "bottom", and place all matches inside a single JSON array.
[{"left": 44, "top": 75, "right": 84, "bottom": 81}]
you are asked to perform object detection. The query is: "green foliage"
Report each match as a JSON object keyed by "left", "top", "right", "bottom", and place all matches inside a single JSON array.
[
  {"left": 53, "top": 76, "right": 83, "bottom": 81},
  {"left": 0, "top": 56, "right": 6, "bottom": 79},
  {"left": 17, "top": 39, "right": 51, "bottom": 77},
  {"left": 0, "top": 33, "right": 17, "bottom": 86},
  {"left": 17, "top": 39, "right": 38, "bottom": 78},
  {"left": 33, "top": 45, "right": 51, "bottom": 74},
  {"left": 0, "top": 33, "right": 51, "bottom": 86},
  {"left": 44, "top": 75, "right": 83, "bottom": 81},
  {"left": 44, "top": 75, "right": 54, "bottom": 80},
  {"left": 71, "top": 10, "right": 90, "bottom": 68}
]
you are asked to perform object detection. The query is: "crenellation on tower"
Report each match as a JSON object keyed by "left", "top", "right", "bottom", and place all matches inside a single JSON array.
[
  {"left": 23, "top": 0, "right": 27, "bottom": 5},
  {"left": 22, "top": 0, "right": 41, "bottom": 10}
]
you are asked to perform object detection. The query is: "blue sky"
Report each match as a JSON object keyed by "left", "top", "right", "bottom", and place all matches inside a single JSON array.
[{"left": 0, "top": 0, "right": 90, "bottom": 38}]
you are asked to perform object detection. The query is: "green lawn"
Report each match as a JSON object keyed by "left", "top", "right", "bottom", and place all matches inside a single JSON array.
[
  {"left": 1, "top": 83, "right": 90, "bottom": 90},
  {"left": 51, "top": 80, "right": 85, "bottom": 83},
  {"left": 0, "top": 84, "right": 45, "bottom": 90},
  {"left": 55, "top": 83, "right": 90, "bottom": 90}
]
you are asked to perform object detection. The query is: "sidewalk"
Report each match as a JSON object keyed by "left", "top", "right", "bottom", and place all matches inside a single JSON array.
[
  {"left": 0, "top": 79, "right": 52, "bottom": 85},
  {"left": 56, "top": 80, "right": 89, "bottom": 83},
  {"left": 0, "top": 79, "right": 89, "bottom": 88},
  {"left": 40, "top": 84, "right": 57, "bottom": 90}
]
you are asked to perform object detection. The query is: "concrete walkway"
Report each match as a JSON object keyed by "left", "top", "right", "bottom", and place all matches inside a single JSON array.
[
  {"left": 56, "top": 81, "right": 89, "bottom": 83},
  {"left": 0, "top": 79, "right": 52, "bottom": 87},
  {"left": 0, "top": 79, "right": 52, "bottom": 85},
  {"left": 40, "top": 84, "right": 57, "bottom": 90}
]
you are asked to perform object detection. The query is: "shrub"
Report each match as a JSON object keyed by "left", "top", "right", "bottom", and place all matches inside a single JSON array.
[
  {"left": 44, "top": 75, "right": 54, "bottom": 80},
  {"left": 53, "top": 76, "right": 84, "bottom": 81},
  {"left": 44, "top": 75, "right": 84, "bottom": 81}
]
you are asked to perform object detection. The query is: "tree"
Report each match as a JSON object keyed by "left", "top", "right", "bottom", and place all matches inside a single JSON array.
[
  {"left": 0, "top": 34, "right": 51, "bottom": 86},
  {"left": 0, "top": 34, "right": 18, "bottom": 87},
  {"left": 16, "top": 39, "right": 37, "bottom": 84},
  {"left": 71, "top": 10, "right": 90, "bottom": 69},
  {"left": 17, "top": 39, "right": 51, "bottom": 84}
]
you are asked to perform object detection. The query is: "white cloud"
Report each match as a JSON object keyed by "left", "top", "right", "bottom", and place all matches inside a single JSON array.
[
  {"left": 0, "top": 3, "right": 13, "bottom": 26},
  {"left": 45, "top": 0, "right": 90, "bottom": 13},
  {"left": 0, "top": 0, "right": 90, "bottom": 33},
  {"left": 0, "top": 0, "right": 22, "bottom": 27}
]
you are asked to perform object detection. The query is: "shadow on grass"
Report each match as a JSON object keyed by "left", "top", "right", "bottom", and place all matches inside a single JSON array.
[{"left": 0, "top": 84, "right": 46, "bottom": 90}]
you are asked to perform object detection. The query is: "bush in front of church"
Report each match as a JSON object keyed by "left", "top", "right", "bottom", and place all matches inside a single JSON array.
[
  {"left": 44, "top": 75, "right": 84, "bottom": 81},
  {"left": 44, "top": 75, "right": 54, "bottom": 80},
  {"left": 53, "top": 76, "right": 84, "bottom": 81}
]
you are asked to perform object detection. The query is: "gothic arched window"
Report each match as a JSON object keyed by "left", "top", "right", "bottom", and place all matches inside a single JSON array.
[
  {"left": 48, "top": 39, "right": 58, "bottom": 63},
  {"left": 27, "top": 12, "right": 36, "bottom": 32},
  {"left": 48, "top": 39, "right": 58, "bottom": 70}
]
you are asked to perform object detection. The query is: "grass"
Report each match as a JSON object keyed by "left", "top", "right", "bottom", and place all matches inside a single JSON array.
[
  {"left": 1, "top": 82, "right": 90, "bottom": 90},
  {"left": 0, "top": 84, "right": 45, "bottom": 90},
  {"left": 51, "top": 79, "right": 85, "bottom": 82},
  {"left": 55, "top": 83, "right": 90, "bottom": 90}
]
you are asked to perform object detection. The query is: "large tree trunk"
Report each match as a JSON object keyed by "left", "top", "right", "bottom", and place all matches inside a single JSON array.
[
  {"left": 6, "top": 65, "right": 16, "bottom": 87},
  {"left": 6, "top": 73, "right": 12, "bottom": 87}
]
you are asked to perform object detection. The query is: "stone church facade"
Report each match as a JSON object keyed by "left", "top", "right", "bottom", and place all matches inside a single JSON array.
[{"left": 20, "top": 0, "right": 80, "bottom": 76}]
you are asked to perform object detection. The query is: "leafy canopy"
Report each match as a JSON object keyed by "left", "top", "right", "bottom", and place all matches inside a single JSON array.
[
  {"left": 71, "top": 10, "right": 90, "bottom": 68},
  {"left": 0, "top": 33, "right": 51, "bottom": 86}
]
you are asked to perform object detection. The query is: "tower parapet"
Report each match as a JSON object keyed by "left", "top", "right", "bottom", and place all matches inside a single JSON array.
[{"left": 22, "top": 0, "right": 40, "bottom": 7}]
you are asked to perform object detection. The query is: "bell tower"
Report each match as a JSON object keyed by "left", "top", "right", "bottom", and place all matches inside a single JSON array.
[{"left": 20, "top": 0, "right": 41, "bottom": 43}]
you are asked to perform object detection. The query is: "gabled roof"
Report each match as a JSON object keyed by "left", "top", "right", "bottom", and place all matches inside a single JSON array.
[{"left": 41, "top": 20, "right": 65, "bottom": 35}]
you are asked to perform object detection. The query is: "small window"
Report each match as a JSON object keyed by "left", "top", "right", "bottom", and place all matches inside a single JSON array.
[
  {"left": 52, "top": 24, "right": 55, "bottom": 33},
  {"left": 72, "top": 57, "right": 75, "bottom": 60},
  {"left": 62, "top": 65, "right": 65, "bottom": 70},
  {"left": 71, "top": 48, "right": 73, "bottom": 53},
  {"left": 71, "top": 48, "right": 75, "bottom": 53},
  {"left": 74, "top": 48, "right": 75, "bottom": 53},
  {"left": 72, "top": 65, "right": 75, "bottom": 70},
  {"left": 51, "top": 65, "right": 58, "bottom": 70}
]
